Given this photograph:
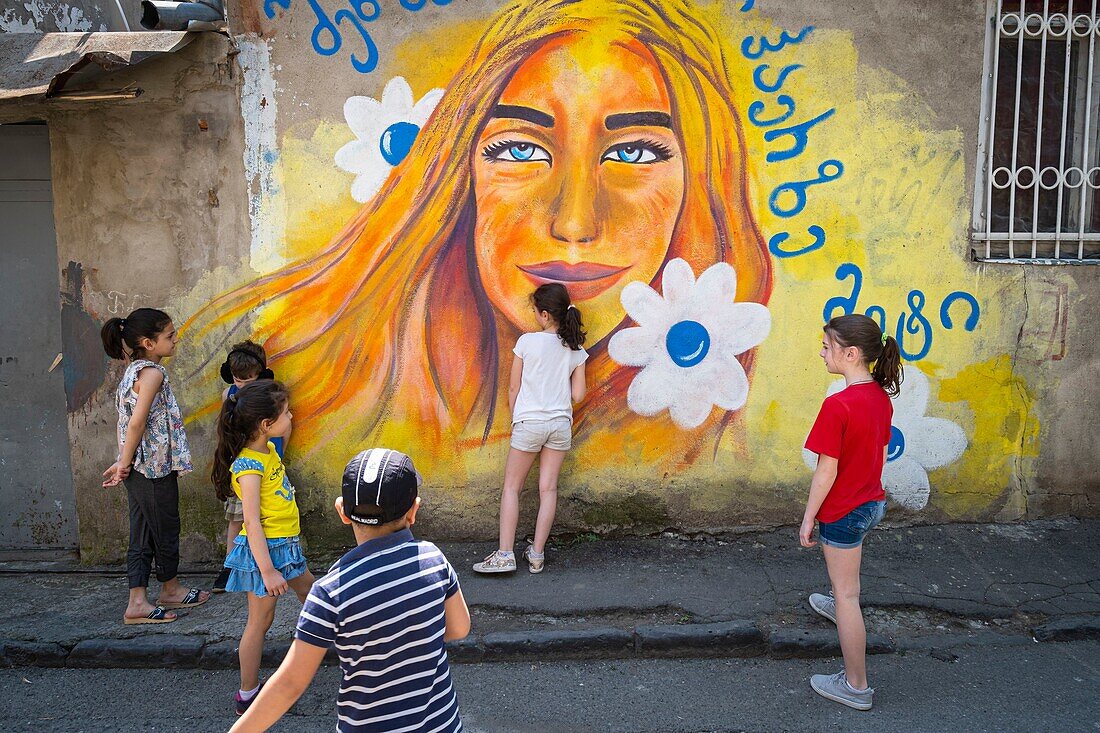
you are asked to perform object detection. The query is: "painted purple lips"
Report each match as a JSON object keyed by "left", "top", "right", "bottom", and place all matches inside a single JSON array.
[{"left": 517, "top": 260, "right": 632, "bottom": 301}]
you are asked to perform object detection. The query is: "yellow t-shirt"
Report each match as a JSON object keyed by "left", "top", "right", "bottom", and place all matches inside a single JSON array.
[{"left": 230, "top": 442, "right": 300, "bottom": 538}]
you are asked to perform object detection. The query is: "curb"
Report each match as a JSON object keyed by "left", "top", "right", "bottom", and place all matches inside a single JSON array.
[{"left": 3, "top": 617, "right": 1094, "bottom": 670}]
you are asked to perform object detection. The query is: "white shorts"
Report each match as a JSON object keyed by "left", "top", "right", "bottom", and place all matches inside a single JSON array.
[{"left": 511, "top": 417, "right": 572, "bottom": 452}]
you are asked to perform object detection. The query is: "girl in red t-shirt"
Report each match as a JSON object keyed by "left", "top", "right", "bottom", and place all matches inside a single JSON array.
[{"left": 801, "top": 314, "right": 902, "bottom": 711}]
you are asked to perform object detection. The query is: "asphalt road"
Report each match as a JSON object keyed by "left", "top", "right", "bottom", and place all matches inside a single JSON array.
[{"left": 2, "top": 642, "right": 1097, "bottom": 733}]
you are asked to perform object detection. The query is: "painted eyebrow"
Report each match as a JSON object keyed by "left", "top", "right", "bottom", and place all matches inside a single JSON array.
[
  {"left": 605, "top": 111, "right": 672, "bottom": 130},
  {"left": 492, "top": 104, "right": 554, "bottom": 128}
]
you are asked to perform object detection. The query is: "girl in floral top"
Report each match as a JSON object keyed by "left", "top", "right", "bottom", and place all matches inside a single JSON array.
[{"left": 102, "top": 308, "right": 210, "bottom": 625}]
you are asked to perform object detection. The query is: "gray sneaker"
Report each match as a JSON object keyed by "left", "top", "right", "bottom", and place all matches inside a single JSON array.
[
  {"left": 810, "top": 670, "right": 873, "bottom": 710},
  {"left": 472, "top": 550, "right": 516, "bottom": 574},
  {"left": 809, "top": 592, "right": 837, "bottom": 624}
]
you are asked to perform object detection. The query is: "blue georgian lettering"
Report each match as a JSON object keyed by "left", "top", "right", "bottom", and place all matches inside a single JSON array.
[
  {"left": 769, "top": 225, "right": 826, "bottom": 259},
  {"left": 741, "top": 26, "right": 815, "bottom": 59},
  {"left": 753, "top": 63, "right": 803, "bottom": 93},
  {"left": 768, "top": 160, "right": 843, "bottom": 218},
  {"left": 763, "top": 108, "right": 836, "bottom": 163}
]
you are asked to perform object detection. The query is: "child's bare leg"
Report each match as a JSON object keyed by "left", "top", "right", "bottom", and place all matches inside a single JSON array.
[
  {"left": 499, "top": 448, "right": 538, "bottom": 551},
  {"left": 239, "top": 592, "right": 278, "bottom": 690},
  {"left": 822, "top": 543, "right": 868, "bottom": 689},
  {"left": 532, "top": 448, "right": 566, "bottom": 555},
  {"left": 287, "top": 570, "right": 316, "bottom": 603}
]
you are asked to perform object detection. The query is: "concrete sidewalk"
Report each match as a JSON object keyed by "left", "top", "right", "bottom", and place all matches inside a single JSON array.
[{"left": 2, "top": 519, "right": 1098, "bottom": 668}]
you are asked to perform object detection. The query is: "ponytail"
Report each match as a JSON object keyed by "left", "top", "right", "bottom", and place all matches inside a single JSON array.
[
  {"left": 210, "top": 380, "right": 289, "bottom": 501},
  {"left": 532, "top": 283, "right": 587, "bottom": 350},
  {"left": 100, "top": 308, "right": 173, "bottom": 361},
  {"left": 101, "top": 318, "right": 128, "bottom": 360},
  {"left": 824, "top": 314, "right": 904, "bottom": 397},
  {"left": 872, "top": 334, "right": 903, "bottom": 397}
]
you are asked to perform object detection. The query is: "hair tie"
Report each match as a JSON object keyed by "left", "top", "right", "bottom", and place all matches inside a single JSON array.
[
  {"left": 881, "top": 333, "right": 888, "bottom": 346},
  {"left": 567, "top": 304, "right": 577, "bottom": 311},
  {"left": 228, "top": 392, "right": 239, "bottom": 407},
  {"left": 119, "top": 319, "right": 126, "bottom": 331}
]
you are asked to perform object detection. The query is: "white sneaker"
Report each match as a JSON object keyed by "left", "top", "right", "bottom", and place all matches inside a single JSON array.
[
  {"left": 809, "top": 592, "right": 837, "bottom": 624},
  {"left": 472, "top": 550, "right": 516, "bottom": 574},
  {"left": 523, "top": 546, "right": 545, "bottom": 574}
]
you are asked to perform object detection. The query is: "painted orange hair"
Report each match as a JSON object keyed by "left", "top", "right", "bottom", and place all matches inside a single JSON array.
[{"left": 184, "top": 0, "right": 771, "bottom": 469}]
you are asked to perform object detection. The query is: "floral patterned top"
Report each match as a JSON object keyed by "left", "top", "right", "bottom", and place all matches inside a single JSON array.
[{"left": 116, "top": 360, "right": 192, "bottom": 479}]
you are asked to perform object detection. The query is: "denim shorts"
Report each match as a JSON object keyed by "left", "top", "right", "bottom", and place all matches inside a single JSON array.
[
  {"left": 819, "top": 500, "right": 887, "bottom": 549},
  {"left": 511, "top": 417, "right": 572, "bottom": 452}
]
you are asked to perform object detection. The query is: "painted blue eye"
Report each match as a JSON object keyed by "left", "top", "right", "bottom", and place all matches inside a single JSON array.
[
  {"left": 379, "top": 121, "right": 421, "bottom": 166},
  {"left": 887, "top": 426, "right": 905, "bottom": 462},
  {"left": 601, "top": 141, "right": 673, "bottom": 165},
  {"left": 666, "top": 320, "right": 711, "bottom": 368},
  {"left": 484, "top": 141, "right": 551, "bottom": 163}
]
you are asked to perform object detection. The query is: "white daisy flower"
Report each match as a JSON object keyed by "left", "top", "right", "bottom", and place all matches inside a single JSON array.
[
  {"left": 608, "top": 258, "right": 772, "bottom": 429},
  {"left": 802, "top": 366, "right": 967, "bottom": 511},
  {"left": 334, "top": 77, "right": 443, "bottom": 203}
]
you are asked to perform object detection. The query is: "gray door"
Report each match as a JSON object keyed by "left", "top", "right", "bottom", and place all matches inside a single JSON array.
[{"left": 0, "top": 124, "right": 79, "bottom": 555}]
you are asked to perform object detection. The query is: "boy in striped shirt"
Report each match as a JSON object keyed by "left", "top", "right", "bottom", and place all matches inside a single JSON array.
[{"left": 231, "top": 448, "right": 471, "bottom": 733}]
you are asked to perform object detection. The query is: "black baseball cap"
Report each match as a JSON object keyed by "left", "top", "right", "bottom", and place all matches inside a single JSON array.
[{"left": 341, "top": 448, "right": 421, "bottom": 525}]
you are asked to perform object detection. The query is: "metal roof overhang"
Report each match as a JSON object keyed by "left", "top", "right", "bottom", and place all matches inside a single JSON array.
[{"left": 0, "top": 31, "right": 195, "bottom": 103}]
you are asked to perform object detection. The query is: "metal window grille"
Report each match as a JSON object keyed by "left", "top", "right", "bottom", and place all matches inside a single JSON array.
[{"left": 974, "top": 0, "right": 1100, "bottom": 262}]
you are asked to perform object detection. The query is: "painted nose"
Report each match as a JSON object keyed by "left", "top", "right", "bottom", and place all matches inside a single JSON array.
[{"left": 550, "top": 164, "right": 600, "bottom": 244}]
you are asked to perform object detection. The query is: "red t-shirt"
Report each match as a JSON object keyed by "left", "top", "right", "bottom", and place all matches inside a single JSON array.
[{"left": 804, "top": 381, "right": 893, "bottom": 523}]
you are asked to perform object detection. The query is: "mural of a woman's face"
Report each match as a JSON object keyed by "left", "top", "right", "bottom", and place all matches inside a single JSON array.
[{"left": 472, "top": 35, "right": 685, "bottom": 342}]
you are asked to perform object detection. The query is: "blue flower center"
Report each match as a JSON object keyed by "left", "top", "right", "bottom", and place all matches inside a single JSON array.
[
  {"left": 665, "top": 320, "right": 710, "bottom": 368},
  {"left": 379, "top": 121, "right": 420, "bottom": 166},
  {"left": 886, "top": 426, "right": 905, "bottom": 462}
]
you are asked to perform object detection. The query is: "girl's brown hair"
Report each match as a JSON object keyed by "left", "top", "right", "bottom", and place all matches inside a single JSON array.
[
  {"left": 211, "top": 380, "right": 289, "bottom": 501},
  {"left": 533, "top": 283, "right": 586, "bottom": 351},
  {"left": 824, "top": 314, "right": 903, "bottom": 397},
  {"left": 101, "top": 308, "right": 172, "bottom": 361}
]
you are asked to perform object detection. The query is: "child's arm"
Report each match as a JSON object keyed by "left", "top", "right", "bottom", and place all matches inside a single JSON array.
[
  {"left": 508, "top": 356, "right": 523, "bottom": 413},
  {"left": 570, "top": 363, "right": 586, "bottom": 403},
  {"left": 221, "top": 386, "right": 230, "bottom": 401},
  {"left": 103, "top": 367, "right": 163, "bottom": 487},
  {"left": 443, "top": 588, "right": 471, "bottom": 642},
  {"left": 800, "top": 455, "right": 839, "bottom": 547},
  {"left": 239, "top": 474, "right": 289, "bottom": 596},
  {"left": 229, "top": 639, "right": 326, "bottom": 733}
]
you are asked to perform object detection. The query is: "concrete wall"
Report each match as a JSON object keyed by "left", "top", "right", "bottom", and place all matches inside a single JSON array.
[
  {"left": 1, "top": 32, "right": 251, "bottom": 562},
  {"left": 4, "top": 0, "right": 1098, "bottom": 563}
]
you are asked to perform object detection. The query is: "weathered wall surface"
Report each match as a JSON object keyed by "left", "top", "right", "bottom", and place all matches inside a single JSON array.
[
  {"left": 5, "top": 0, "right": 1098, "bottom": 563},
  {"left": 1, "top": 33, "right": 252, "bottom": 562}
]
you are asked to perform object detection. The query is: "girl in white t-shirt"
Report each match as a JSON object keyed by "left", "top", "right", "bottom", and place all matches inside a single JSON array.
[{"left": 473, "top": 283, "right": 588, "bottom": 575}]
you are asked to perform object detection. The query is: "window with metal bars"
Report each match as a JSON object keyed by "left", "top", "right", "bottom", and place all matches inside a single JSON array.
[{"left": 974, "top": 0, "right": 1100, "bottom": 261}]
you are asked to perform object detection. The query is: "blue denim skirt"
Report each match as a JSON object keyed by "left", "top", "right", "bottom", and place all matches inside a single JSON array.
[
  {"left": 224, "top": 535, "right": 308, "bottom": 597},
  {"left": 819, "top": 500, "right": 887, "bottom": 549}
]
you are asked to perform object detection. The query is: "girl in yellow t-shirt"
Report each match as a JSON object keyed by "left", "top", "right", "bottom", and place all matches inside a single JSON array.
[{"left": 211, "top": 379, "right": 314, "bottom": 716}]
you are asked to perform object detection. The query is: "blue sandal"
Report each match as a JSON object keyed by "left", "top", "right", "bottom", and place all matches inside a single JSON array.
[
  {"left": 123, "top": 606, "right": 177, "bottom": 625},
  {"left": 159, "top": 587, "right": 210, "bottom": 609}
]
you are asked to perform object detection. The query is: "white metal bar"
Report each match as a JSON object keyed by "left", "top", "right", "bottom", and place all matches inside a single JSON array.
[
  {"left": 973, "top": 231, "right": 1100, "bottom": 239},
  {"left": 1030, "top": 1, "right": 1050, "bottom": 257},
  {"left": 1008, "top": 0, "right": 1028, "bottom": 258},
  {"left": 1076, "top": 0, "right": 1097, "bottom": 259},
  {"left": 1054, "top": 0, "right": 1074, "bottom": 258},
  {"left": 985, "top": 0, "right": 1005, "bottom": 259}
]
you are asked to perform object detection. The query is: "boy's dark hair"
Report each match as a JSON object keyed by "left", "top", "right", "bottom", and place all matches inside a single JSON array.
[
  {"left": 211, "top": 380, "right": 289, "bottom": 501},
  {"left": 100, "top": 308, "right": 173, "bottom": 361},
  {"left": 225, "top": 340, "right": 269, "bottom": 380},
  {"left": 532, "top": 283, "right": 586, "bottom": 350},
  {"left": 824, "top": 314, "right": 903, "bottom": 397}
]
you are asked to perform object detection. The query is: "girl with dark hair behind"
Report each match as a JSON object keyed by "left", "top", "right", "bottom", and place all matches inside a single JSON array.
[
  {"left": 473, "top": 283, "right": 588, "bottom": 575},
  {"left": 800, "top": 313, "right": 903, "bottom": 711},
  {"left": 100, "top": 308, "right": 209, "bottom": 625},
  {"left": 212, "top": 379, "right": 314, "bottom": 716}
]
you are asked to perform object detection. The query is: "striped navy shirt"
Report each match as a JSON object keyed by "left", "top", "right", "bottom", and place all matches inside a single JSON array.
[{"left": 295, "top": 529, "right": 462, "bottom": 733}]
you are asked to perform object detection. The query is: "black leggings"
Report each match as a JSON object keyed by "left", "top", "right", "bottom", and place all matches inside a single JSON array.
[{"left": 124, "top": 471, "right": 181, "bottom": 589}]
